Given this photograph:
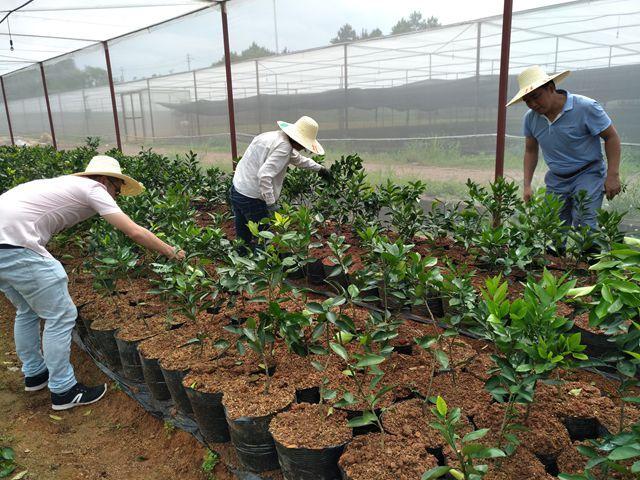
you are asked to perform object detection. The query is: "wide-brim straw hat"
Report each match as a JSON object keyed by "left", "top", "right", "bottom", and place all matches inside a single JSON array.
[
  {"left": 73, "top": 155, "right": 144, "bottom": 196},
  {"left": 506, "top": 65, "right": 571, "bottom": 107},
  {"left": 277, "top": 116, "right": 325, "bottom": 155}
]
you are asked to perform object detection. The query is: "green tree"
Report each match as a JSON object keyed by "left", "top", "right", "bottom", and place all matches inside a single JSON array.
[
  {"left": 391, "top": 11, "right": 440, "bottom": 35},
  {"left": 360, "top": 28, "right": 383, "bottom": 40},
  {"left": 331, "top": 23, "right": 358, "bottom": 43}
]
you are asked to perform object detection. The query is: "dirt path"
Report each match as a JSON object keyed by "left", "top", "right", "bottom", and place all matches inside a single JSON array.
[{"left": 0, "top": 294, "right": 232, "bottom": 480}]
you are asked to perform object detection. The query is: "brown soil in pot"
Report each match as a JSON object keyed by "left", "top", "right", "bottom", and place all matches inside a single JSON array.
[
  {"left": 473, "top": 402, "right": 571, "bottom": 456},
  {"left": 137, "top": 323, "right": 199, "bottom": 360},
  {"left": 182, "top": 350, "right": 277, "bottom": 394},
  {"left": 383, "top": 350, "right": 433, "bottom": 400},
  {"left": 115, "top": 314, "right": 175, "bottom": 342},
  {"left": 158, "top": 316, "right": 238, "bottom": 371},
  {"left": 338, "top": 432, "right": 438, "bottom": 480},
  {"left": 462, "top": 351, "right": 494, "bottom": 381},
  {"left": 483, "top": 446, "right": 553, "bottom": 480},
  {"left": 269, "top": 402, "right": 352, "bottom": 449},
  {"left": 222, "top": 374, "right": 295, "bottom": 419},
  {"left": 429, "top": 370, "right": 490, "bottom": 418},
  {"left": 381, "top": 398, "right": 472, "bottom": 448},
  {"left": 328, "top": 370, "right": 395, "bottom": 412}
]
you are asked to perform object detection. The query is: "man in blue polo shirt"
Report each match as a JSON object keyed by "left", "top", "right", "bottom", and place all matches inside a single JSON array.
[{"left": 507, "top": 66, "right": 621, "bottom": 230}]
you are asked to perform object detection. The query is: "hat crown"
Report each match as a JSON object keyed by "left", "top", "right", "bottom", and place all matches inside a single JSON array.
[
  {"left": 84, "top": 155, "right": 123, "bottom": 175},
  {"left": 517, "top": 65, "right": 551, "bottom": 92},
  {"left": 293, "top": 116, "right": 319, "bottom": 139}
]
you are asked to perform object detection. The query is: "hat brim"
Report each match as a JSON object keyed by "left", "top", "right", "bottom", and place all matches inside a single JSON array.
[
  {"left": 277, "top": 121, "right": 325, "bottom": 155},
  {"left": 506, "top": 70, "right": 571, "bottom": 107},
  {"left": 73, "top": 171, "right": 145, "bottom": 196}
]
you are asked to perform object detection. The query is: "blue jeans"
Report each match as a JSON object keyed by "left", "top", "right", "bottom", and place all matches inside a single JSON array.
[
  {"left": 545, "top": 160, "right": 606, "bottom": 230},
  {"left": 230, "top": 185, "right": 269, "bottom": 253},
  {"left": 0, "top": 248, "right": 77, "bottom": 393}
]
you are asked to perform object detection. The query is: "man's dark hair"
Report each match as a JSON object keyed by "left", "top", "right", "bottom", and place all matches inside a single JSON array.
[{"left": 542, "top": 80, "right": 556, "bottom": 90}]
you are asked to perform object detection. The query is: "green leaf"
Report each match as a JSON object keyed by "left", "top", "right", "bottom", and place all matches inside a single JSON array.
[
  {"left": 421, "top": 466, "right": 451, "bottom": 480},
  {"left": 436, "top": 396, "right": 447, "bottom": 416},
  {"left": 608, "top": 445, "right": 640, "bottom": 461},
  {"left": 567, "top": 285, "right": 595, "bottom": 297},
  {"left": 356, "top": 354, "right": 386, "bottom": 368},
  {"left": 347, "top": 411, "right": 377, "bottom": 427},
  {"left": 462, "top": 429, "right": 489, "bottom": 443},
  {"left": 330, "top": 342, "right": 349, "bottom": 362},
  {"left": 434, "top": 350, "right": 449, "bottom": 370}
]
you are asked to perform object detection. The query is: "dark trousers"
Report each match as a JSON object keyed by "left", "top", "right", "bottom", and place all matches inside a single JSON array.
[{"left": 230, "top": 185, "right": 269, "bottom": 253}]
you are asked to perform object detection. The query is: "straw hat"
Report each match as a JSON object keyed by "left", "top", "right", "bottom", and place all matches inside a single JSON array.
[
  {"left": 506, "top": 65, "right": 571, "bottom": 107},
  {"left": 277, "top": 116, "right": 325, "bottom": 155},
  {"left": 73, "top": 155, "right": 144, "bottom": 196}
]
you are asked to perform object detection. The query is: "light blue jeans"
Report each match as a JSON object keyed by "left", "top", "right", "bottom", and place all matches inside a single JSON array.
[
  {"left": 545, "top": 160, "right": 606, "bottom": 230},
  {"left": 0, "top": 248, "right": 77, "bottom": 394}
]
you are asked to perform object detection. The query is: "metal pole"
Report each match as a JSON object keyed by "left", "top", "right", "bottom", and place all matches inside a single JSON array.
[
  {"left": 192, "top": 70, "right": 201, "bottom": 138},
  {"left": 1, "top": 77, "right": 15, "bottom": 146},
  {"left": 81, "top": 88, "right": 89, "bottom": 135},
  {"left": 103, "top": 41, "right": 122, "bottom": 151},
  {"left": 272, "top": 0, "right": 279, "bottom": 53},
  {"left": 120, "top": 94, "right": 128, "bottom": 140},
  {"left": 220, "top": 1, "right": 238, "bottom": 166},
  {"left": 344, "top": 43, "right": 349, "bottom": 132},
  {"left": 146, "top": 78, "right": 156, "bottom": 139},
  {"left": 39, "top": 63, "right": 57, "bottom": 149},
  {"left": 494, "top": 0, "right": 513, "bottom": 181},
  {"left": 475, "top": 21, "right": 482, "bottom": 138},
  {"left": 553, "top": 36, "right": 559, "bottom": 72},
  {"left": 255, "top": 60, "right": 262, "bottom": 133}
]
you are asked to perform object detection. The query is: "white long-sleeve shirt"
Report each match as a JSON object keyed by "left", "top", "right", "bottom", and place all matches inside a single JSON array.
[{"left": 232, "top": 130, "right": 322, "bottom": 205}]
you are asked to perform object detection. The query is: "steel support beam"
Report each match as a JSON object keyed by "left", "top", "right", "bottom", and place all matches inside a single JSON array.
[
  {"left": 103, "top": 41, "right": 122, "bottom": 151},
  {"left": 0, "top": 76, "right": 14, "bottom": 145},
  {"left": 220, "top": 1, "right": 238, "bottom": 167},
  {"left": 495, "top": 0, "right": 513, "bottom": 181},
  {"left": 39, "top": 62, "right": 57, "bottom": 149}
]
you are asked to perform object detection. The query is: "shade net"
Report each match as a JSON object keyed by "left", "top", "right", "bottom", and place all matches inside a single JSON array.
[{"left": 1, "top": 0, "right": 639, "bottom": 211}]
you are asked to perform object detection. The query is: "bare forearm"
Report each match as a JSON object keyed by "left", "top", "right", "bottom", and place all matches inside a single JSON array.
[
  {"left": 604, "top": 136, "right": 621, "bottom": 177},
  {"left": 129, "top": 226, "right": 177, "bottom": 258},
  {"left": 523, "top": 150, "right": 538, "bottom": 187}
]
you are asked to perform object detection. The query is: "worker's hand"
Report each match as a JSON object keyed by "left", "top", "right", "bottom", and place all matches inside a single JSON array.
[
  {"left": 318, "top": 167, "right": 332, "bottom": 182},
  {"left": 604, "top": 173, "right": 621, "bottom": 200},
  {"left": 172, "top": 249, "right": 186, "bottom": 261},
  {"left": 523, "top": 185, "right": 533, "bottom": 203},
  {"left": 266, "top": 203, "right": 279, "bottom": 213}
]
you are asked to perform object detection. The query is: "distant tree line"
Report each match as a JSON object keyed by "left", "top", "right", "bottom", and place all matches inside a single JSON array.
[
  {"left": 5, "top": 58, "right": 109, "bottom": 100},
  {"left": 212, "top": 10, "right": 440, "bottom": 66},
  {"left": 331, "top": 11, "right": 440, "bottom": 43}
]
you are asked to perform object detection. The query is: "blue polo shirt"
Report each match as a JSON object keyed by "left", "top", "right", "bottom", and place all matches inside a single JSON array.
[{"left": 523, "top": 90, "right": 611, "bottom": 176}]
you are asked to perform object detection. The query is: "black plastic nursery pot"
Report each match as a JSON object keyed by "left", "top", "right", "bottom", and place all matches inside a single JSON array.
[
  {"left": 342, "top": 408, "right": 382, "bottom": 436},
  {"left": 225, "top": 406, "right": 289, "bottom": 473},
  {"left": 139, "top": 354, "right": 172, "bottom": 402},
  {"left": 569, "top": 325, "right": 616, "bottom": 359},
  {"left": 184, "top": 387, "right": 230, "bottom": 444},
  {"left": 411, "top": 296, "right": 445, "bottom": 319},
  {"left": 114, "top": 337, "right": 145, "bottom": 383},
  {"left": 274, "top": 438, "right": 348, "bottom": 480},
  {"left": 160, "top": 366, "right": 193, "bottom": 415},
  {"left": 295, "top": 386, "right": 320, "bottom": 404},
  {"left": 89, "top": 326, "right": 122, "bottom": 371},
  {"left": 305, "top": 259, "right": 327, "bottom": 285}
]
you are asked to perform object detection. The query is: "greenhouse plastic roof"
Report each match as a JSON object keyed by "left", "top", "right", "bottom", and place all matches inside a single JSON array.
[{"left": 0, "top": 0, "right": 212, "bottom": 75}]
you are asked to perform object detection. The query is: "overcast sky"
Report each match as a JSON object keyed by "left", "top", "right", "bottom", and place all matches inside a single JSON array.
[{"left": 66, "top": 0, "right": 578, "bottom": 81}]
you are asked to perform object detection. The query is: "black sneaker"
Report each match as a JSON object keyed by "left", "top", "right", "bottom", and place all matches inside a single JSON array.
[
  {"left": 51, "top": 383, "right": 107, "bottom": 411},
  {"left": 24, "top": 369, "right": 49, "bottom": 392}
]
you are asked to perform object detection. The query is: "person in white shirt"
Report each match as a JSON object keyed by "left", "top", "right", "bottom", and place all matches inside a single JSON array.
[
  {"left": 0, "top": 155, "right": 185, "bottom": 410},
  {"left": 231, "top": 116, "right": 331, "bottom": 252}
]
